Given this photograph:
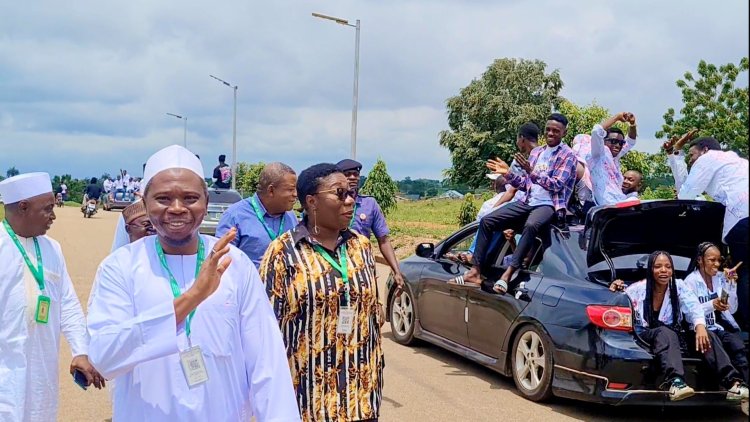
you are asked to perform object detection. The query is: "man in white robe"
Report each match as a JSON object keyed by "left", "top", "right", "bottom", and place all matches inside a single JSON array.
[
  {"left": 87, "top": 145, "right": 300, "bottom": 421},
  {"left": 0, "top": 172, "right": 103, "bottom": 422}
]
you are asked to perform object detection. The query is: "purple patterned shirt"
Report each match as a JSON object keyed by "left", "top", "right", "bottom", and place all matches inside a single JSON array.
[{"left": 505, "top": 144, "right": 578, "bottom": 211}]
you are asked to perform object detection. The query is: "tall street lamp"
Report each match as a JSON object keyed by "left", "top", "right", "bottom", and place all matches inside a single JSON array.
[
  {"left": 166, "top": 113, "right": 187, "bottom": 148},
  {"left": 312, "top": 12, "right": 360, "bottom": 160},
  {"left": 210, "top": 74, "right": 238, "bottom": 190}
]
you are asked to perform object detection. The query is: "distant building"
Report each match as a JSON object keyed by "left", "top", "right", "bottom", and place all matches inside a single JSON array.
[
  {"left": 396, "top": 194, "right": 421, "bottom": 202},
  {"left": 439, "top": 190, "right": 464, "bottom": 199}
]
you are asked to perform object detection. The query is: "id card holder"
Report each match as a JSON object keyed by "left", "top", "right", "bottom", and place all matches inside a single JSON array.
[
  {"left": 35, "top": 295, "right": 51, "bottom": 324},
  {"left": 179, "top": 346, "right": 209, "bottom": 388},
  {"left": 337, "top": 306, "right": 355, "bottom": 335}
]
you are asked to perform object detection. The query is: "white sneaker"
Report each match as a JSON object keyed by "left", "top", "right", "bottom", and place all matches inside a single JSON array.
[
  {"left": 727, "top": 382, "right": 749, "bottom": 401},
  {"left": 669, "top": 378, "right": 695, "bottom": 401}
]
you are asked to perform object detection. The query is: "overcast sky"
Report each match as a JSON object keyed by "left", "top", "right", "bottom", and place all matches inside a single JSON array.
[{"left": 1, "top": 0, "right": 748, "bottom": 181}]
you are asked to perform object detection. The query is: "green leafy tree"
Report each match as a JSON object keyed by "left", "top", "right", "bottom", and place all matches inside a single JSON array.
[
  {"left": 360, "top": 158, "right": 398, "bottom": 215},
  {"left": 640, "top": 185, "right": 676, "bottom": 200},
  {"left": 439, "top": 58, "right": 564, "bottom": 188},
  {"left": 235, "top": 162, "right": 266, "bottom": 197},
  {"left": 656, "top": 58, "right": 749, "bottom": 157},
  {"left": 6, "top": 167, "right": 19, "bottom": 178},
  {"left": 457, "top": 194, "right": 478, "bottom": 227}
]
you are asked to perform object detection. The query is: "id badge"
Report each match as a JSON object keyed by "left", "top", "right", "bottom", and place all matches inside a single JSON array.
[
  {"left": 179, "top": 346, "right": 209, "bottom": 388},
  {"left": 337, "top": 307, "right": 355, "bottom": 335},
  {"left": 35, "top": 295, "right": 51, "bottom": 324}
]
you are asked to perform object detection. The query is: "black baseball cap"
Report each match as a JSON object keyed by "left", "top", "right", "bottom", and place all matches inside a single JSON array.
[{"left": 336, "top": 159, "right": 362, "bottom": 173}]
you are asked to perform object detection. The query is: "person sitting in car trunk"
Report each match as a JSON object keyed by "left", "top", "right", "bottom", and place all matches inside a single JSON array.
[
  {"left": 610, "top": 251, "right": 748, "bottom": 402},
  {"left": 682, "top": 242, "right": 748, "bottom": 382}
]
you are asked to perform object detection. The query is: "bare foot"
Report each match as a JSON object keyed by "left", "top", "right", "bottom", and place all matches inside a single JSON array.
[{"left": 462, "top": 267, "right": 483, "bottom": 285}]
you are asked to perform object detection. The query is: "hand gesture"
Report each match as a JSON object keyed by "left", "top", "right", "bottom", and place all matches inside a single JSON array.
[
  {"left": 695, "top": 324, "right": 711, "bottom": 354},
  {"left": 616, "top": 112, "right": 631, "bottom": 123},
  {"left": 724, "top": 261, "right": 742, "bottom": 283},
  {"left": 609, "top": 279, "right": 626, "bottom": 292},
  {"left": 70, "top": 355, "right": 106, "bottom": 389},
  {"left": 486, "top": 157, "right": 510, "bottom": 175},
  {"left": 662, "top": 136, "right": 678, "bottom": 153},
  {"left": 624, "top": 112, "right": 636, "bottom": 126},
  {"left": 503, "top": 229, "right": 515, "bottom": 241},
  {"left": 673, "top": 128, "right": 699, "bottom": 151},
  {"left": 513, "top": 153, "right": 532, "bottom": 173},
  {"left": 190, "top": 228, "right": 236, "bottom": 301}
]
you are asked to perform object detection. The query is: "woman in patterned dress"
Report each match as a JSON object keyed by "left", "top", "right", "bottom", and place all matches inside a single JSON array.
[{"left": 260, "top": 163, "right": 384, "bottom": 422}]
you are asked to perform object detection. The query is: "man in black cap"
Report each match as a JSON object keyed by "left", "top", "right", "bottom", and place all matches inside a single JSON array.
[{"left": 336, "top": 159, "right": 405, "bottom": 293}]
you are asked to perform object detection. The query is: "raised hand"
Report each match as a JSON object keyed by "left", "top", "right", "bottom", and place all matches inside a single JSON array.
[
  {"left": 190, "top": 228, "right": 236, "bottom": 302},
  {"left": 724, "top": 261, "right": 742, "bottom": 283},
  {"left": 624, "top": 112, "right": 636, "bottom": 126},
  {"left": 513, "top": 153, "right": 532, "bottom": 173},
  {"left": 673, "top": 128, "right": 699, "bottom": 151},
  {"left": 486, "top": 158, "right": 510, "bottom": 175}
]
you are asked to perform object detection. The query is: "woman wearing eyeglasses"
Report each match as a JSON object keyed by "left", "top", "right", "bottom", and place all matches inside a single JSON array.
[
  {"left": 260, "top": 163, "right": 384, "bottom": 422},
  {"left": 682, "top": 242, "right": 748, "bottom": 383}
]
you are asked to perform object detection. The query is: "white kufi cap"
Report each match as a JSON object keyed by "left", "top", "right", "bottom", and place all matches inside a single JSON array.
[
  {"left": 0, "top": 172, "right": 53, "bottom": 204},
  {"left": 142, "top": 145, "right": 205, "bottom": 188}
]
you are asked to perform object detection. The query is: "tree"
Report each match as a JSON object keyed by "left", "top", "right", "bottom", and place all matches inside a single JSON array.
[
  {"left": 457, "top": 194, "right": 478, "bottom": 227},
  {"left": 6, "top": 167, "right": 19, "bottom": 178},
  {"left": 439, "top": 58, "right": 564, "bottom": 188},
  {"left": 360, "top": 158, "right": 398, "bottom": 215},
  {"left": 656, "top": 58, "right": 749, "bottom": 157},
  {"left": 235, "top": 162, "right": 265, "bottom": 197}
]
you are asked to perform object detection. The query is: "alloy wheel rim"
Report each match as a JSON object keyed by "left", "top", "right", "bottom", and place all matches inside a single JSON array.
[
  {"left": 391, "top": 293, "right": 413, "bottom": 336},
  {"left": 515, "top": 331, "right": 545, "bottom": 391}
]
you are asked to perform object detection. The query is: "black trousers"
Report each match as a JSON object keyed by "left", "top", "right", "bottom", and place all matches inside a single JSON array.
[
  {"left": 725, "top": 217, "right": 748, "bottom": 330},
  {"left": 685, "top": 330, "right": 744, "bottom": 388},
  {"left": 472, "top": 202, "right": 554, "bottom": 271},
  {"left": 715, "top": 329, "right": 749, "bottom": 383},
  {"left": 639, "top": 326, "right": 685, "bottom": 382}
]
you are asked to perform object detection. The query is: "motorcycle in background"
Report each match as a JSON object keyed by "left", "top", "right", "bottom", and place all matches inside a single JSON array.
[
  {"left": 56, "top": 193, "right": 64, "bottom": 208},
  {"left": 82, "top": 199, "right": 98, "bottom": 218}
]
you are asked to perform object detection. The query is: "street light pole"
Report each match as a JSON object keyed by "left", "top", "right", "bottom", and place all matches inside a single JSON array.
[
  {"left": 210, "top": 74, "right": 239, "bottom": 190},
  {"left": 312, "top": 12, "right": 360, "bottom": 160},
  {"left": 166, "top": 113, "right": 187, "bottom": 148}
]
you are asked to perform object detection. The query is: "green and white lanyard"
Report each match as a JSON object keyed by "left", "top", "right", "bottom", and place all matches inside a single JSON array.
[
  {"left": 155, "top": 237, "right": 205, "bottom": 341},
  {"left": 314, "top": 244, "right": 350, "bottom": 305},
  {"left": 249, "top": 197, "right": 285, "bottom": 240},
  {"left": 348, "top": 204, "right": 358, "bottom": 228},
  {"left": 3, "top": 219, "right": 50, "bottom": 324}
]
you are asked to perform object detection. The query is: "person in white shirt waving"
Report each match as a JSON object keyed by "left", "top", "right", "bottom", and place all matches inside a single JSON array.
[
  {"left": 0, "top": 172, "right": 104, "bottom": 422},
  {"left": 669, "top": 135, "right": 749, "bottom": 330},
  {"left": 587, "top": 112, "right": 638, "bottom": 206},
  {"left": 86, "top": 145, "right": 300, "bottom": 421}
]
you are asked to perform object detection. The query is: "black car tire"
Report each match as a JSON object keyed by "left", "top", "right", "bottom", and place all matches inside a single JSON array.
[
  {"left": 511, "top": 324, "right": 554, "bottom": 402},
  {"left": 389, "top": 286, "right": 416, "bottom": 345}
]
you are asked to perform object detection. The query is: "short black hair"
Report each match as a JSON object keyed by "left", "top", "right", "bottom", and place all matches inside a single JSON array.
[
  {"left": 689, "top": 136, "right": 721, "bottom": 152},
  {"left": 606, "top": 127, "right": 624, "bottom": 138},
  {"left": 219, "top": 154, "right": 226, "bottom": 162},
  {"left": 517, "top": 122, "right": 540, "bottom": 141},
  {"left": 297, "top": 163, "right": 342, "bottom": 212},
  {"left": 547, "top": 113, "right": 568, "bottom": 127},
  {"left": 90, "top": 177, "right": 98, "bottom": 184}
]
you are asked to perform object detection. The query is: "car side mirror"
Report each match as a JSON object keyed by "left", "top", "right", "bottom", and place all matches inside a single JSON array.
[{"left": 416, "top": 243, "right": 435, "bottom": 258}]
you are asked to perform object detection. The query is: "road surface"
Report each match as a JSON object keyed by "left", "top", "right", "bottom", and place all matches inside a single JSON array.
[{"left": 49, "top": 206, "right": 744, "bottom": 421}]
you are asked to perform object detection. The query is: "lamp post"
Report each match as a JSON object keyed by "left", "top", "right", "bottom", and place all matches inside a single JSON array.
[
  {"left": 209, "top": 74, "right": 238, "bottom": 190},
  {"left": 166, "top": 113, "right": 187, "bottom": 147},
  {"left": 312, "top": 12, "right": 360, "bottom": 160}
]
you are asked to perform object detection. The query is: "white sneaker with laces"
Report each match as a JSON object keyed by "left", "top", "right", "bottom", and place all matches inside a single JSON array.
[
  {"left": 669, "top": 378, "right": 695, "bottom": 402},
  {"left": 727, "top": 382, "right": 749, "bottom": 401}
]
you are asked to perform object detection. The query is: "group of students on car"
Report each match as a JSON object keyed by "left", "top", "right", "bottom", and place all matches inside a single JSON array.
[{"left": 445, "top": 110, "right": 749, "bottom": 401}]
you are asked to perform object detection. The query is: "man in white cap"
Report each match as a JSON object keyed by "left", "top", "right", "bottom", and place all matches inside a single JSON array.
[
  {"left": 0, "top": 172, "right": 104, "bottom": 422},
  {"left": 86, "top": 145, "right": 300, "bottom": 421}
]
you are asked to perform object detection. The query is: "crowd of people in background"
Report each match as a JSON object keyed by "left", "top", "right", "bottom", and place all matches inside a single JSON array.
[{"left": 1, "top": 104, "right": 748, "bottom": 420}]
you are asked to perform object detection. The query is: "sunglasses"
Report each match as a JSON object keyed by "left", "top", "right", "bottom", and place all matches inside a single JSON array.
[
  {"left": 604, "top": 138, "right": 626, "bottom": 147},
  {"left": 316, "top": 187, "right": 357, "bottom": 201}
]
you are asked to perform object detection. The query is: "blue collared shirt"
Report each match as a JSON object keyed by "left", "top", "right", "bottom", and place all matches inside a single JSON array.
[
  {"left": 349, "top": 195, "right": 390, "bottom": 239},
  {"left": 216, "top": 193, "right": 298, "bottom": 268}
]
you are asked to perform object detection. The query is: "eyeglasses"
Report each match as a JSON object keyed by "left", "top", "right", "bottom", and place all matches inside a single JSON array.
[
  {"left": 604, "top": 138, "right": 626, "bottom": 147},
  {"left": 316, "top": 187, "right": 357, "bottom": 201}
]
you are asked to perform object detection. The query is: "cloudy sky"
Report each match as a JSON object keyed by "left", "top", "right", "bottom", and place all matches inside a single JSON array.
[{"left": 1, "top": 0, "right": 747, "bottom": 181}]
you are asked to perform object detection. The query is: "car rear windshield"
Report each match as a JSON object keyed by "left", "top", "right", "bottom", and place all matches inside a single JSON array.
[{"left": 208, "top": 190, "right": 242, "bottom": 204}]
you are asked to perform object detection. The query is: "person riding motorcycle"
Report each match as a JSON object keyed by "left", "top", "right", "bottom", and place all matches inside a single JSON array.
[{"left": 82, "top": 177, "right": 103, "bottom": 212}]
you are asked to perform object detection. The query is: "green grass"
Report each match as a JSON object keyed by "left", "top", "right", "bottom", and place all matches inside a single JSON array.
[{"left": 388, "top": 198, "right": 464, "bottom": 239}]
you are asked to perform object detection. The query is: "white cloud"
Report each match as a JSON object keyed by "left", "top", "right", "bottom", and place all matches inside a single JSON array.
[{"left": 0, "top": 0, "right": 747, "bottom": 181}]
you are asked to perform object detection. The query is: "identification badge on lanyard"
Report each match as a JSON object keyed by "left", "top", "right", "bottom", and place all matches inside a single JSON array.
[
  {"left": 179, "top": 346, "right": 209, "bottom": 388},
  {"left": 337, "top": 306, "right": 355, "bottom": 335},
  {"left": 35, "top": 295, "right": 51, "bottom": 324}
]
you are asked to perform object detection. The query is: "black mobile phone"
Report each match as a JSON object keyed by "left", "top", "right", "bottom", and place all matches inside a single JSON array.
[
  {"left": 72, "top": 369, "right": 88, "bottom": 390},
  {"left": 720, "top": 289, "right": 730, "bottom": 304}
]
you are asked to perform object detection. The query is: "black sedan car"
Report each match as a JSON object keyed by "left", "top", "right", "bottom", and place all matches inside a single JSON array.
[{"left": 386, "top": 200, "right": 743, "bottom": 407}]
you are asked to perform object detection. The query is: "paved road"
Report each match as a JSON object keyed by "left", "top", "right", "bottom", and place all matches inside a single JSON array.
[{"left": 50, "top": 206, "right": 745, "bottom": 421}]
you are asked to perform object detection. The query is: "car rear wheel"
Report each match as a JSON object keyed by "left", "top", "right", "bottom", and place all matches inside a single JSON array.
[
  {"left": 389, "top": 287, "right": 416, "bottom": 345},
  {"left": 511, "top": 325, "right": 554, "bottom": 402}
]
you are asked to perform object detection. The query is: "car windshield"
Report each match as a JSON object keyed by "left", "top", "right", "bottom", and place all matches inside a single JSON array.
[{"left": 208, "top": 190, "right": 242, "bottom": 204}]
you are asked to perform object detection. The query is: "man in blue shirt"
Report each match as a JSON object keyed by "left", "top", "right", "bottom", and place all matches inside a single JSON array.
[
  {"left": 336, "top": 159, "right": 405, "bottom": 293},
  {"left": 216, "top": 162, "right": 298, "bottom": 268}
]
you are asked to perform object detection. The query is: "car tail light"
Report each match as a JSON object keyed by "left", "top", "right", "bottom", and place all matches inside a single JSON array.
[
  {"left": 608, "top": 382, "right": 630, "bottom": 390},
  {"left": 586, "top": 305, "right": 633, "bottom": 332}
]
